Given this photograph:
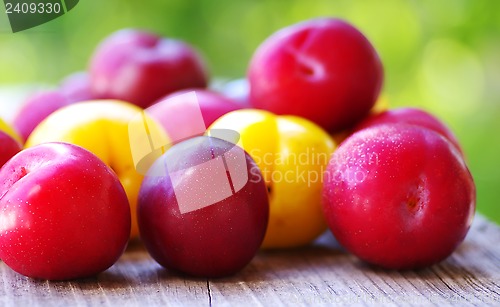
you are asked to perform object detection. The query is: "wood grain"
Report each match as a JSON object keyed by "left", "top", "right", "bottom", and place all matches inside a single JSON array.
[{"left": 1, "top": 214, "right": 499, "bottom": 306}]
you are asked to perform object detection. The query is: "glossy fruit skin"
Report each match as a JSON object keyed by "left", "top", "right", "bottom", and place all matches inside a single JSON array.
[
  {"left": 209, "top": 110, "right": 336, "bottom": 248},
  {"left": 59, "top": 72, "right": 95, "bottom": 102},
  {"left": 0, "top": 130, "right": 22, "bottom": 168},
  {"left": 0, "top": 117, "right": 22, "bottom": 144},
  {"left": 332, "top": 95, "right": 389, "bottom": 146},
  {"left": 13, "top": 73, "right": 95, "bottom": 142},
  {"left": 322, "top": 124, "right": 476, "bottom": 269},
  {"left": 138, "top": 136, "right": 269, "bottom": 278},
  {"left": 249, "top": 18, "right": 383, "bottom": 132},
  {"left": 149, "top": 89, "right": 241, "bottom": 142},
  {"left": 25, "top": 100, "right": 169, "bottom": 239},
  {"left": 13, "top": 91, "right": 74, "bottom": 142},
  {"left": 0, "top": 143, "right": 131, "bottom": 280},
  {"left": 89, "top": 29, "right": 208, "bottom": 108},
  {"left": 354, "top": 107, "right": 462, "bottom": 152}
]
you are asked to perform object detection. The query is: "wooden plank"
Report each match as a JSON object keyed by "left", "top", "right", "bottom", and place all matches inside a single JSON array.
[{"left": 0, "top": 214, "right": 499, "bottom": 306}]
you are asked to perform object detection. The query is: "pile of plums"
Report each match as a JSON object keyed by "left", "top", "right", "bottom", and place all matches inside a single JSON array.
[{"left": 0, "top": 18, "right": 475, "bottom": 281}]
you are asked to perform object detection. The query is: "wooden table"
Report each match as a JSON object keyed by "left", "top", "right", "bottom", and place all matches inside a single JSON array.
[{"left": 0, "top": 214, "right": 498, "bottom": 306}]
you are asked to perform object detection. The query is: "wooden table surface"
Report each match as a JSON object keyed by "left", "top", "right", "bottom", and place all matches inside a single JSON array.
[
  {"left": 0, "top": 214, "right": 498, "bottom": 306},
  {"left": 0, "top": 93, "right": 499, "bottom": 306}
]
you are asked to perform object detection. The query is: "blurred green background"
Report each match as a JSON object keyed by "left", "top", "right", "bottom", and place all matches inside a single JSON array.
[{"left": 1, "top": 0, "right": 499, "bottom": 223}]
